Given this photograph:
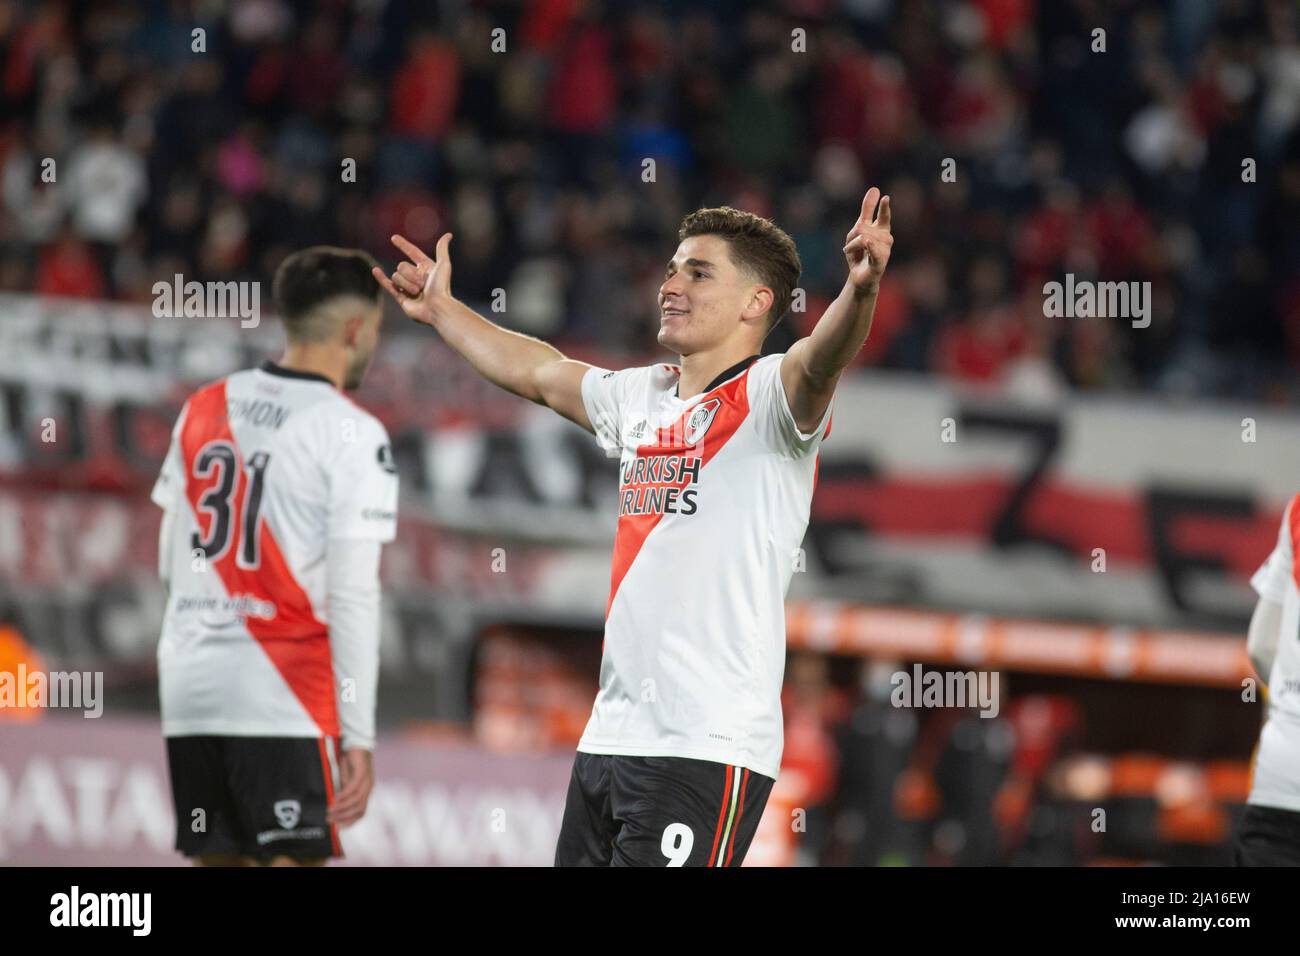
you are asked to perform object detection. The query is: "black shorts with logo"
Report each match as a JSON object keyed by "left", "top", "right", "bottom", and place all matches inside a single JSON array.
[
  {"left": 165, "top": 735, "right": 342, "bottom": 862},
  {"left": 555, "top": 752, "right": 775, "bottom": 867},
  {"left": 1231, "top": 803, "right": 1300, "bottom": 866}
]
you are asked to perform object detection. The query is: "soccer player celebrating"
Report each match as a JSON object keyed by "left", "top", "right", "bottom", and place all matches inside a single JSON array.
[
  {"left": 152, "top": 248, "right": 398, "bottom": 865},
  {"left": 375, "top": 188, "right": 892, "bottom": 866},
  {"left": 1234, "top": 493, "right": 1300, "bottom": 865}
]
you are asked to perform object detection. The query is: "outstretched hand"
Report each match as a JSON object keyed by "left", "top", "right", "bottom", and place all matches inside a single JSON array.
[
  {"left": 843, "top": 187, "right": 892, "bottom": 294},
  {"left": 371, "top": 233, "right": 454, "bottom": 326}
]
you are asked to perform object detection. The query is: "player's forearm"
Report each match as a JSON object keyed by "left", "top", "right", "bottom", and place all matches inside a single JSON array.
[
  {"left": 800, "top": 278, "right": 879, "bottom": 383},
  {"left": 429, "top": 296, "right": 565, "bottom": 403}
]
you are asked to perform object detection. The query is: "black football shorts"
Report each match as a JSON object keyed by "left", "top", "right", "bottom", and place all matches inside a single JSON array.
[
  {"left": 555, "top": 752, "right": 775, "bottom": 866},
  {"left": 165, "top": 735, "right": 343, "bottom": 862},
  {"left": 1232, "top": 803, "right": 1300, "bottom": 866}
]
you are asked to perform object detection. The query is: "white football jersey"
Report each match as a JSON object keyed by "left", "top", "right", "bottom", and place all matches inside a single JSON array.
[
  {"left": 577, "top": 353, "right": 832, "bottom": 779},
  {"left": 151, "top": 362, "right": 398, "bottom": 739},
  {"left": 1248, "top": 493, "right": 1300, "bottom": 811}
]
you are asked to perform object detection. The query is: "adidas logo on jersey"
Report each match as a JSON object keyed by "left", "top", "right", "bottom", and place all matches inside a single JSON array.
[{"left": 627, "top": 419, "right": 648, "bottom": 441}]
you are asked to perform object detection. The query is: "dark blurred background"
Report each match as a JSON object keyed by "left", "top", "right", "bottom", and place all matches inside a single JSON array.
[{"left": 4, "top": 0, "right": 1300, "bottom": 397}]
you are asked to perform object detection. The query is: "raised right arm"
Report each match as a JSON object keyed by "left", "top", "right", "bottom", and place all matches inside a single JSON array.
[{"left": 373, "top": 234, "right": 594, "bottom": 432}]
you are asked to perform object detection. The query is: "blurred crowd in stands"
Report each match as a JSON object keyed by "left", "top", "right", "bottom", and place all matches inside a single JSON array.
[{"left": 2, "top": 0, "right": 1299, "bottom": 401}]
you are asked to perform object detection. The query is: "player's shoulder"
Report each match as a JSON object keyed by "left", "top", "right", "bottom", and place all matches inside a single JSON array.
[
  {"left": 742, "top": 352, "right": 785, "bottom": 389},
  {"left": 595, "top": 362, "right": 669, "bottom": 380},
  {"left": 181, "top": 372, "right": 232, "bottom": 407},
  {"left": 313, "top": 387, "right": 384, "bottom": 425},
  {"left": 302, "top": 390, "right": 391, "bottom": 444},
  {"left": 170, "top": 372, "right": 234, "bottom": 429},
  {"left": 290, "top": 395, "right": 394, "bottom": 480},
  {"left": 588, "top": 362, "right": 669, "bottom": 395},
  {"left": 748, "top": 353, "right": 784, "bottom": 375},
  {"left": 648, "top": 363, "right": 682, "bottom": 390}
]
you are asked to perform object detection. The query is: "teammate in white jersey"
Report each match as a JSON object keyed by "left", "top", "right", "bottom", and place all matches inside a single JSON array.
[
  {"left": 153, "top": 247, "right": 398, "bottom": 865},
  {"left": 1234, "top": 494, "right": 1300, "bottom": 865},
  {"left": 375, "top": 189, "right": 892, "bottom": 866}
]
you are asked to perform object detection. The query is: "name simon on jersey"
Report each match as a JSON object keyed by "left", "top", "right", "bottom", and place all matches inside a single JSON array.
[{"left": 227, "top": 398, "right": 290, "bottom": 430}]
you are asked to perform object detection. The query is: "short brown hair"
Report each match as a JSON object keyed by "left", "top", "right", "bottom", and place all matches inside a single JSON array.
[
  {"left": 273, "top": 246, "right": 382, "bottom": 341},
  {"left": 678, "top": 206, "right": 801, "bottom": 331}
]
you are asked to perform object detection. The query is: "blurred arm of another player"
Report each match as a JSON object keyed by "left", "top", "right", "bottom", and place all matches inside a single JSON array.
[
  {"left": 1247, "top": 595, "right": 1282, "bottom": 688},
  {"left": 373, "top": 234, "right": 597, "bottom": 433},
  {"left": 158, "top": 504, "right": 174, "bottom": 593},
  {"left": 1246, "top": 498, "right": 1297, "bottom": 690},
  {"left": 779, "top": 186, "right": 893, "bottom": 434}
]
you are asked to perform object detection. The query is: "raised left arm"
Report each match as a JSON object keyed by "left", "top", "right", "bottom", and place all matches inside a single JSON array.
[{"left": 781, "top": 186, "right": 893, "bottom": 433}]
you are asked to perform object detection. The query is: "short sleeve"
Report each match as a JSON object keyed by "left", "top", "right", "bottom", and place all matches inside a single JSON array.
[
  {"left": 151, "top": 402, "right": 188, "bottom": 509},
  {"left": 581, "top": 367, "right": 631, "bottom": 459},
  {"left": 747, "top": 353, "right": 832, "bottom": 459},
  {"left": 328, "top": 414, "right": 399, "bottom": 542},
  {"left": 1252, "top": 498, "right": 1297, "bottom": 604}
]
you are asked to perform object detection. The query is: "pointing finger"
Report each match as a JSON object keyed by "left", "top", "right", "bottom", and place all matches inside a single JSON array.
[
  {"left": 371, "top": 266, "right": 401, "bottom": 301},
  {"left": 858, "top": 187, "right": 880, "bottom": 227},
  {"left": 391, "top": 234, "right": 433, "bottom": 267}
]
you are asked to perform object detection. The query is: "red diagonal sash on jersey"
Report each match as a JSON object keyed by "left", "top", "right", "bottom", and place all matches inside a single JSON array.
[
  {"left": 180, "top": 380, "right": 339, "bottom": 737},
  {"left": 1289, "top": 492, "right": 1300, "bottom": 590},
  {"left": 604, "top": 371, "right": 752, "bottom": 617}
]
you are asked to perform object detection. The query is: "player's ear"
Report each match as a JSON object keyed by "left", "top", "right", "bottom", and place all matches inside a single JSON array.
[
  {"left": 744, "top": 286, "right": 774, "bottom": 323},
  {"left": 342, "top": 313, "right": 365, "bottom": 347}
]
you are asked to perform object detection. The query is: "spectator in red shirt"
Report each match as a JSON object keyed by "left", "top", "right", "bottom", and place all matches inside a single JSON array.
[
  {"left": 546, "top": 19, "right": 616, "bottom": 134},
  {"left": 1083, "top": 179, "right": 1154, "bottom": 279},
  {"left": 35, "top": 229, "right": 106, "bottom": 299},
  {"left": 390, "top": 32, "right": 462, "bottom": 142}
]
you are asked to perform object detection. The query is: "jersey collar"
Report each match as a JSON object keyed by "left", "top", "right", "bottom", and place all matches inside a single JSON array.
[
  {"left": 259, "top": 360, "right": 335, "bottom": 386},
  {"left": 674, "top": 354, "right": 762, "bottom": 400}
]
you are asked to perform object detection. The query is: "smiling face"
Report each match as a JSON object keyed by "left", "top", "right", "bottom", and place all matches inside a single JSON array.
[{"left": 656, "top": 235, "right": 774, "bottom": 357}]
